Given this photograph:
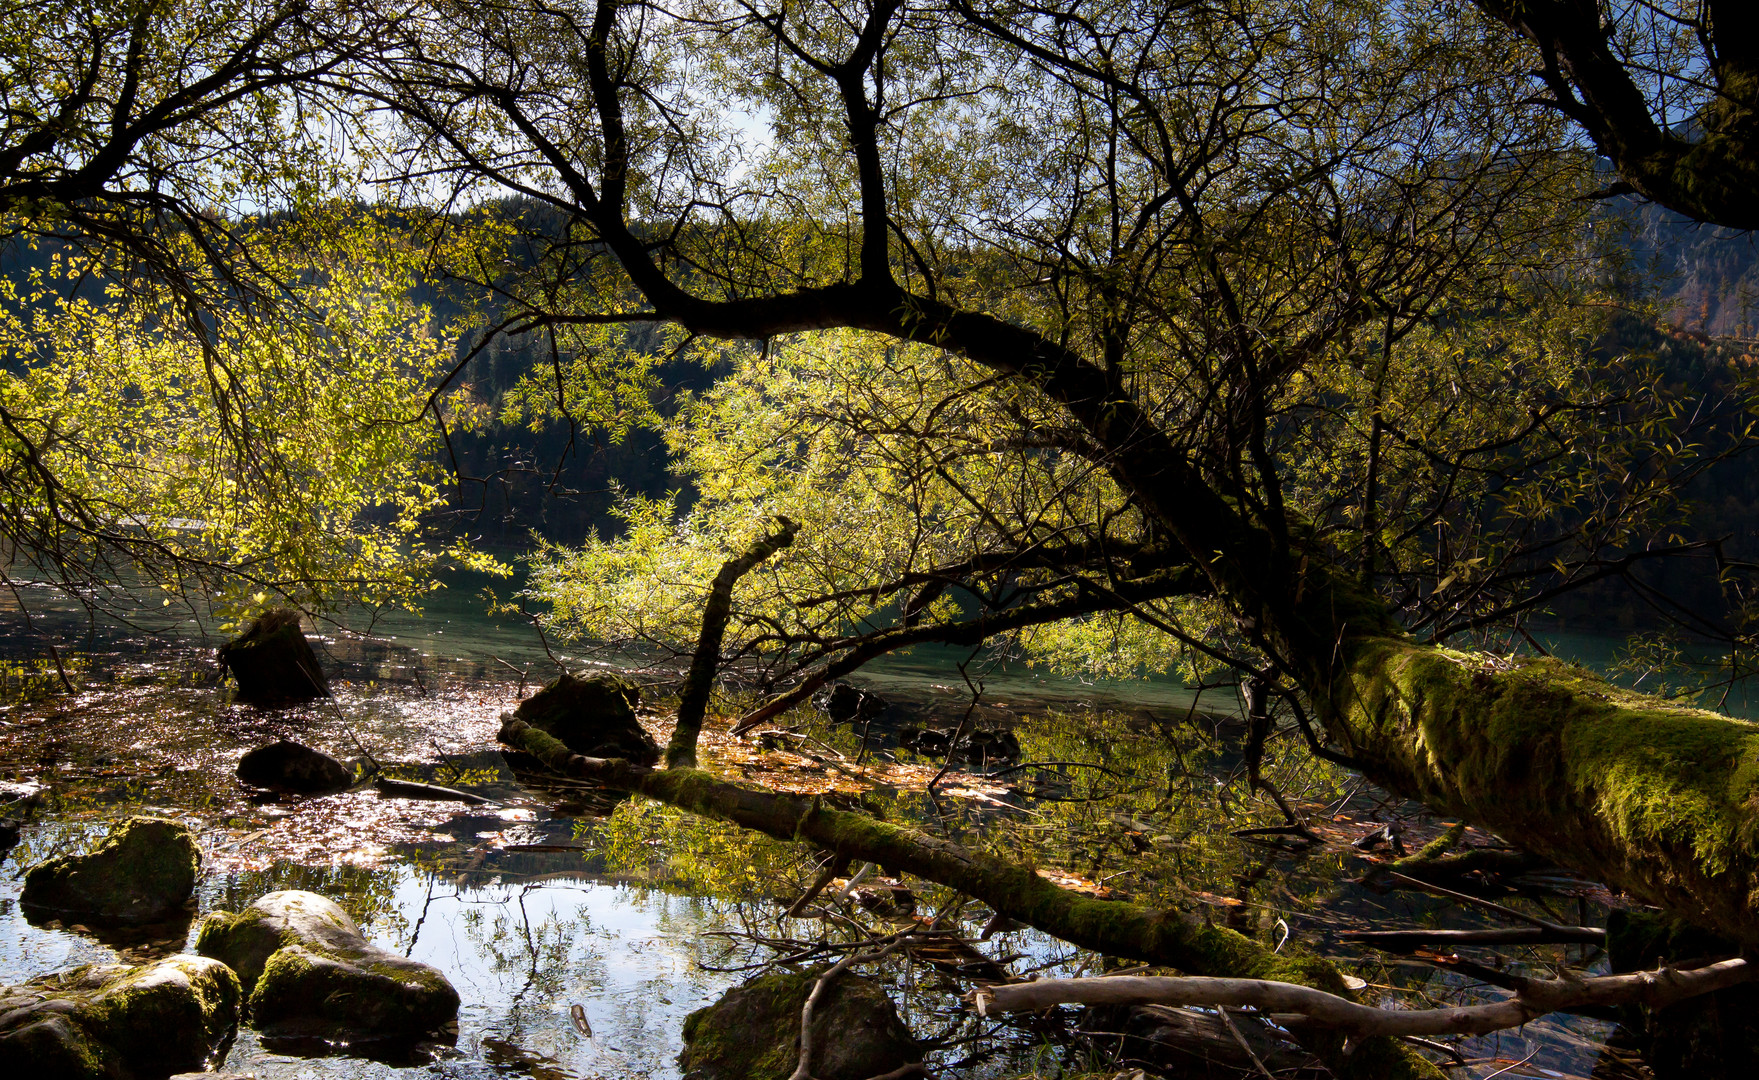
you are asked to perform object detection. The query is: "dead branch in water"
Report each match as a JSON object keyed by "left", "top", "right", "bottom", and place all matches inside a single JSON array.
[
  {"left": 790, "top": 932, "right": 915, "bottom": 1080},
  {"left": 971, "top": 959, "right": 1756, "bottom": 1037},
  {"left": 1338, "top": 925, "right": 1604, "bottom": 949},
  {"left": 496, "top": 714, "right": 1445, "bottom": 1079}
]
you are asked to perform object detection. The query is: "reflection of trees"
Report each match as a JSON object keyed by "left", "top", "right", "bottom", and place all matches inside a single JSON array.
[
  {"left": 460, "top": 884, "right": 587, "bottom": 1005},
  {"left": 584, "top": 798, "right": 813, "bottom": 905},
  {"left": 204, "top": 861, "right": 406, "bottom": 940}
]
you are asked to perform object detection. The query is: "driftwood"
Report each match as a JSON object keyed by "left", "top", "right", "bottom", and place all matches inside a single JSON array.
[
  {"left": 1337, "top": 926, "right": 1605, "bottom": 948},
  {"left": 372, "top": 777, "right": 495, "bottom": 805},
  {"left": 496, "top": 714, "right": 1444, "bottom": 1079},
  {"left": 973, "top": 959, "right": 1758, "bottom": 1037},
  {"left": 789, "top": 934, "right": 914, "bottom": 1080}
]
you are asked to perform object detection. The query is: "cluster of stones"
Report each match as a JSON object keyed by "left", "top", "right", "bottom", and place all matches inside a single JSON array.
[
  {"left": 0, "top": 818, "right": 459, "bottom": 1077},
  {"left": 1, "top": 614, "right": 917, "bottom": 1078}
]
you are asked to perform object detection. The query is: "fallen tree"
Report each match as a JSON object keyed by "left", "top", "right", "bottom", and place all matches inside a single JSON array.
[{"left": 498, "top": 715, "right": 1446, "bottom": 1080}]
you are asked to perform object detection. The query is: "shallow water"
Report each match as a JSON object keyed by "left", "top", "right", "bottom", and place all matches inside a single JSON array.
[{"left": 0, "top": 589, "right": 1684, "bottom": 1079}]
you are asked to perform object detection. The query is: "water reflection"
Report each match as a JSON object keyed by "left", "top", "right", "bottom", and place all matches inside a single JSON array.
[{"left": 0, "top": 602, "right": 1704, "bottom": 1079}]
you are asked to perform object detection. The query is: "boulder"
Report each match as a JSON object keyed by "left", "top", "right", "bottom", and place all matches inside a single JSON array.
[
  {"left": 0, "top": 780, "right": 41, "bottom": 856},
  {"left": 678, "top": 967, "right": 918, "bottom": 1080},
  {"left": 813, "top": 682, "right": 888, "bottom": 724},
  {"left": 512, "top": 673, "right": 658, "bottom": 765},
  {"left": 196, "top": 890, "right": 458, "bottom": 1041},
  {"left": 236, "top": 740, "right": 352, "bottom": 794},
  {"left": 218, "top": 608, "right": 328, "bottom": 704},
  {"left": 21, "top": 817, "right": 200, "bottom": 924},
  {"left": 0, "top": 956, "right": 240, "bottom": 1079}
]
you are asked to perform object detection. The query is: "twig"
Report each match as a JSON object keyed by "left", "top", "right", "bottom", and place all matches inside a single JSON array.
[
  {"left": 787, "top": 853, "right": 852, "bottom": 918},
  {"left": 1380, "top": 870, "right": 1570, "bottom": 932},
  {"left": 373, "top": 776, "right": 495, "bottom": 804},
  {"left": 1217, "top": 1006, "right": 1276, "bottom": 1080},
  {"left": 495, "top": 656, "right": 531, "bottom": 697},
  {"left": 1339, "top": 926, "right": 1604, "bottom": 949},
  {"left": 791, "top": 935, "right": 914, "bottom": 1080}
]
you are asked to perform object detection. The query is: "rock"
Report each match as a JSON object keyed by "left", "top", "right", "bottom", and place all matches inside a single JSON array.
[
  {"left": 196, "top": 890, "right": 459, "bottom": 1041},
  {"left": 236, "top": 740, "right": 352, "bottom": 794},
  {"left": 217, "top": 608, "right": 328, "bottom": 704},
  {"left": 678, "top": 966, "right": 918, "bottom": 1080},
  {"left": 512, "top": 673, "right": 658, "bottom": 765},
  {"left": 1, "top": 780, "right": 43, "bottom": 855},
  {"left": 0, "top": 956, "right": 240, "bottom": 1079},
  {"left": 899, "top": 722, "right": 1021, "bottom": 767},
  {"left": 21, "top": 817, "right": 201, "bottom": 924},
  {"left": 0, "top": 778, "right": 44, "bottom": 809},
  {"left": 813, "top": 682, "right": 888, "bottom": 724}
]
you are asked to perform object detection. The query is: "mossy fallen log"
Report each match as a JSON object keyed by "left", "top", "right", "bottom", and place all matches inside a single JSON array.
[
  {"left": 1328, "top": 636, "right": 1759, "bottom": 943},
  {"left": 497, "top": 716, "right": 1442, "bottom": 1080}
]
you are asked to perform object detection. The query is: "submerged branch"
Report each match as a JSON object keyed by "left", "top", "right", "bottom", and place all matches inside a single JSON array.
[{"left": 1337, "top": 926, "right": 1605, "bottom": 948}]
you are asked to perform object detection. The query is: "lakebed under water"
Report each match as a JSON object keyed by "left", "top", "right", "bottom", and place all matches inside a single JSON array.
[{"left": 0, "top": 592, "right": 1665, "bottom": 1079}]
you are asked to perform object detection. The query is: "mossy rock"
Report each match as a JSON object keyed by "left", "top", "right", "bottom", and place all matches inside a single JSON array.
[
  {"left": 0, "top": 956, "right": 240, "bottom": 1078},
  {"left": 196, "top": 890, "right": 458, "bottom": 1040},
  {"left": 218, "top": 608, "right": 328, "bottom": 704},
  {"left": 513, "top": 673, "right": 658, "bottom": 765},
  {"left": 22, "top": 816, "right": 201, "bottom": 924},
  {"left": 678, "top": 966, "right": 918, "bottom": 1080}
]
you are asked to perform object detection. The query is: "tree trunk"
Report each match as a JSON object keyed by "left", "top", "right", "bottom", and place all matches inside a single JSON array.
[
  {"left": 666, "top": 516, "right": 799, "bottom": 768},
  {"left": 1324, "top": 634, "right": 1759, "bottom": 943}
]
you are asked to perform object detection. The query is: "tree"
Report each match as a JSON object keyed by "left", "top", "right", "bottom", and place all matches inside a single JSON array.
[
  {"left": 1473, "top": 0, "right": 1759, "bottom": 230},
  {"left": 0, "top": 0, "right": 494, "bottom": 621},
  {"left": 350, "top": 0, "right": 1759, "bottom": 1072}
]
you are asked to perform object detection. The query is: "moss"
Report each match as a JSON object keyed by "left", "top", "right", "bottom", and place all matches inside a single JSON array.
[
  {"left": 0, "top": 1014, "right": 115, "bottom": 1077},
  {"left": 21, "top": 816, "right": 201, "bottom": 923},
  {"left": 1333, "top": 635, "right": 1759, "bottom": 940},
  {"left": 195, "top": 905, "right": 296, "bottom": 991},
  {"left": 248, "top": 944, "right": 459, "bottom": 1036},
  {"left": 76, "top": 956, "right": 239, "bottom": 1068},
  {"left": 199, "top": 891, "right": 458, "bottom": 1039},
  {"left": 0, "top": 957, "right": 239, "bottom": 1078},
  {"left": 508, "top": 705, "right": 1442, "bottom": 1079},
  {"left": 1392, "top": 823, "right": 1465, "bottom": 868},
  {"left": 678, "top": 967, "right": 916, "bottom": 1080},
  {"left": 514, "top": 673, "right": 657, "bottom": 764}
]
